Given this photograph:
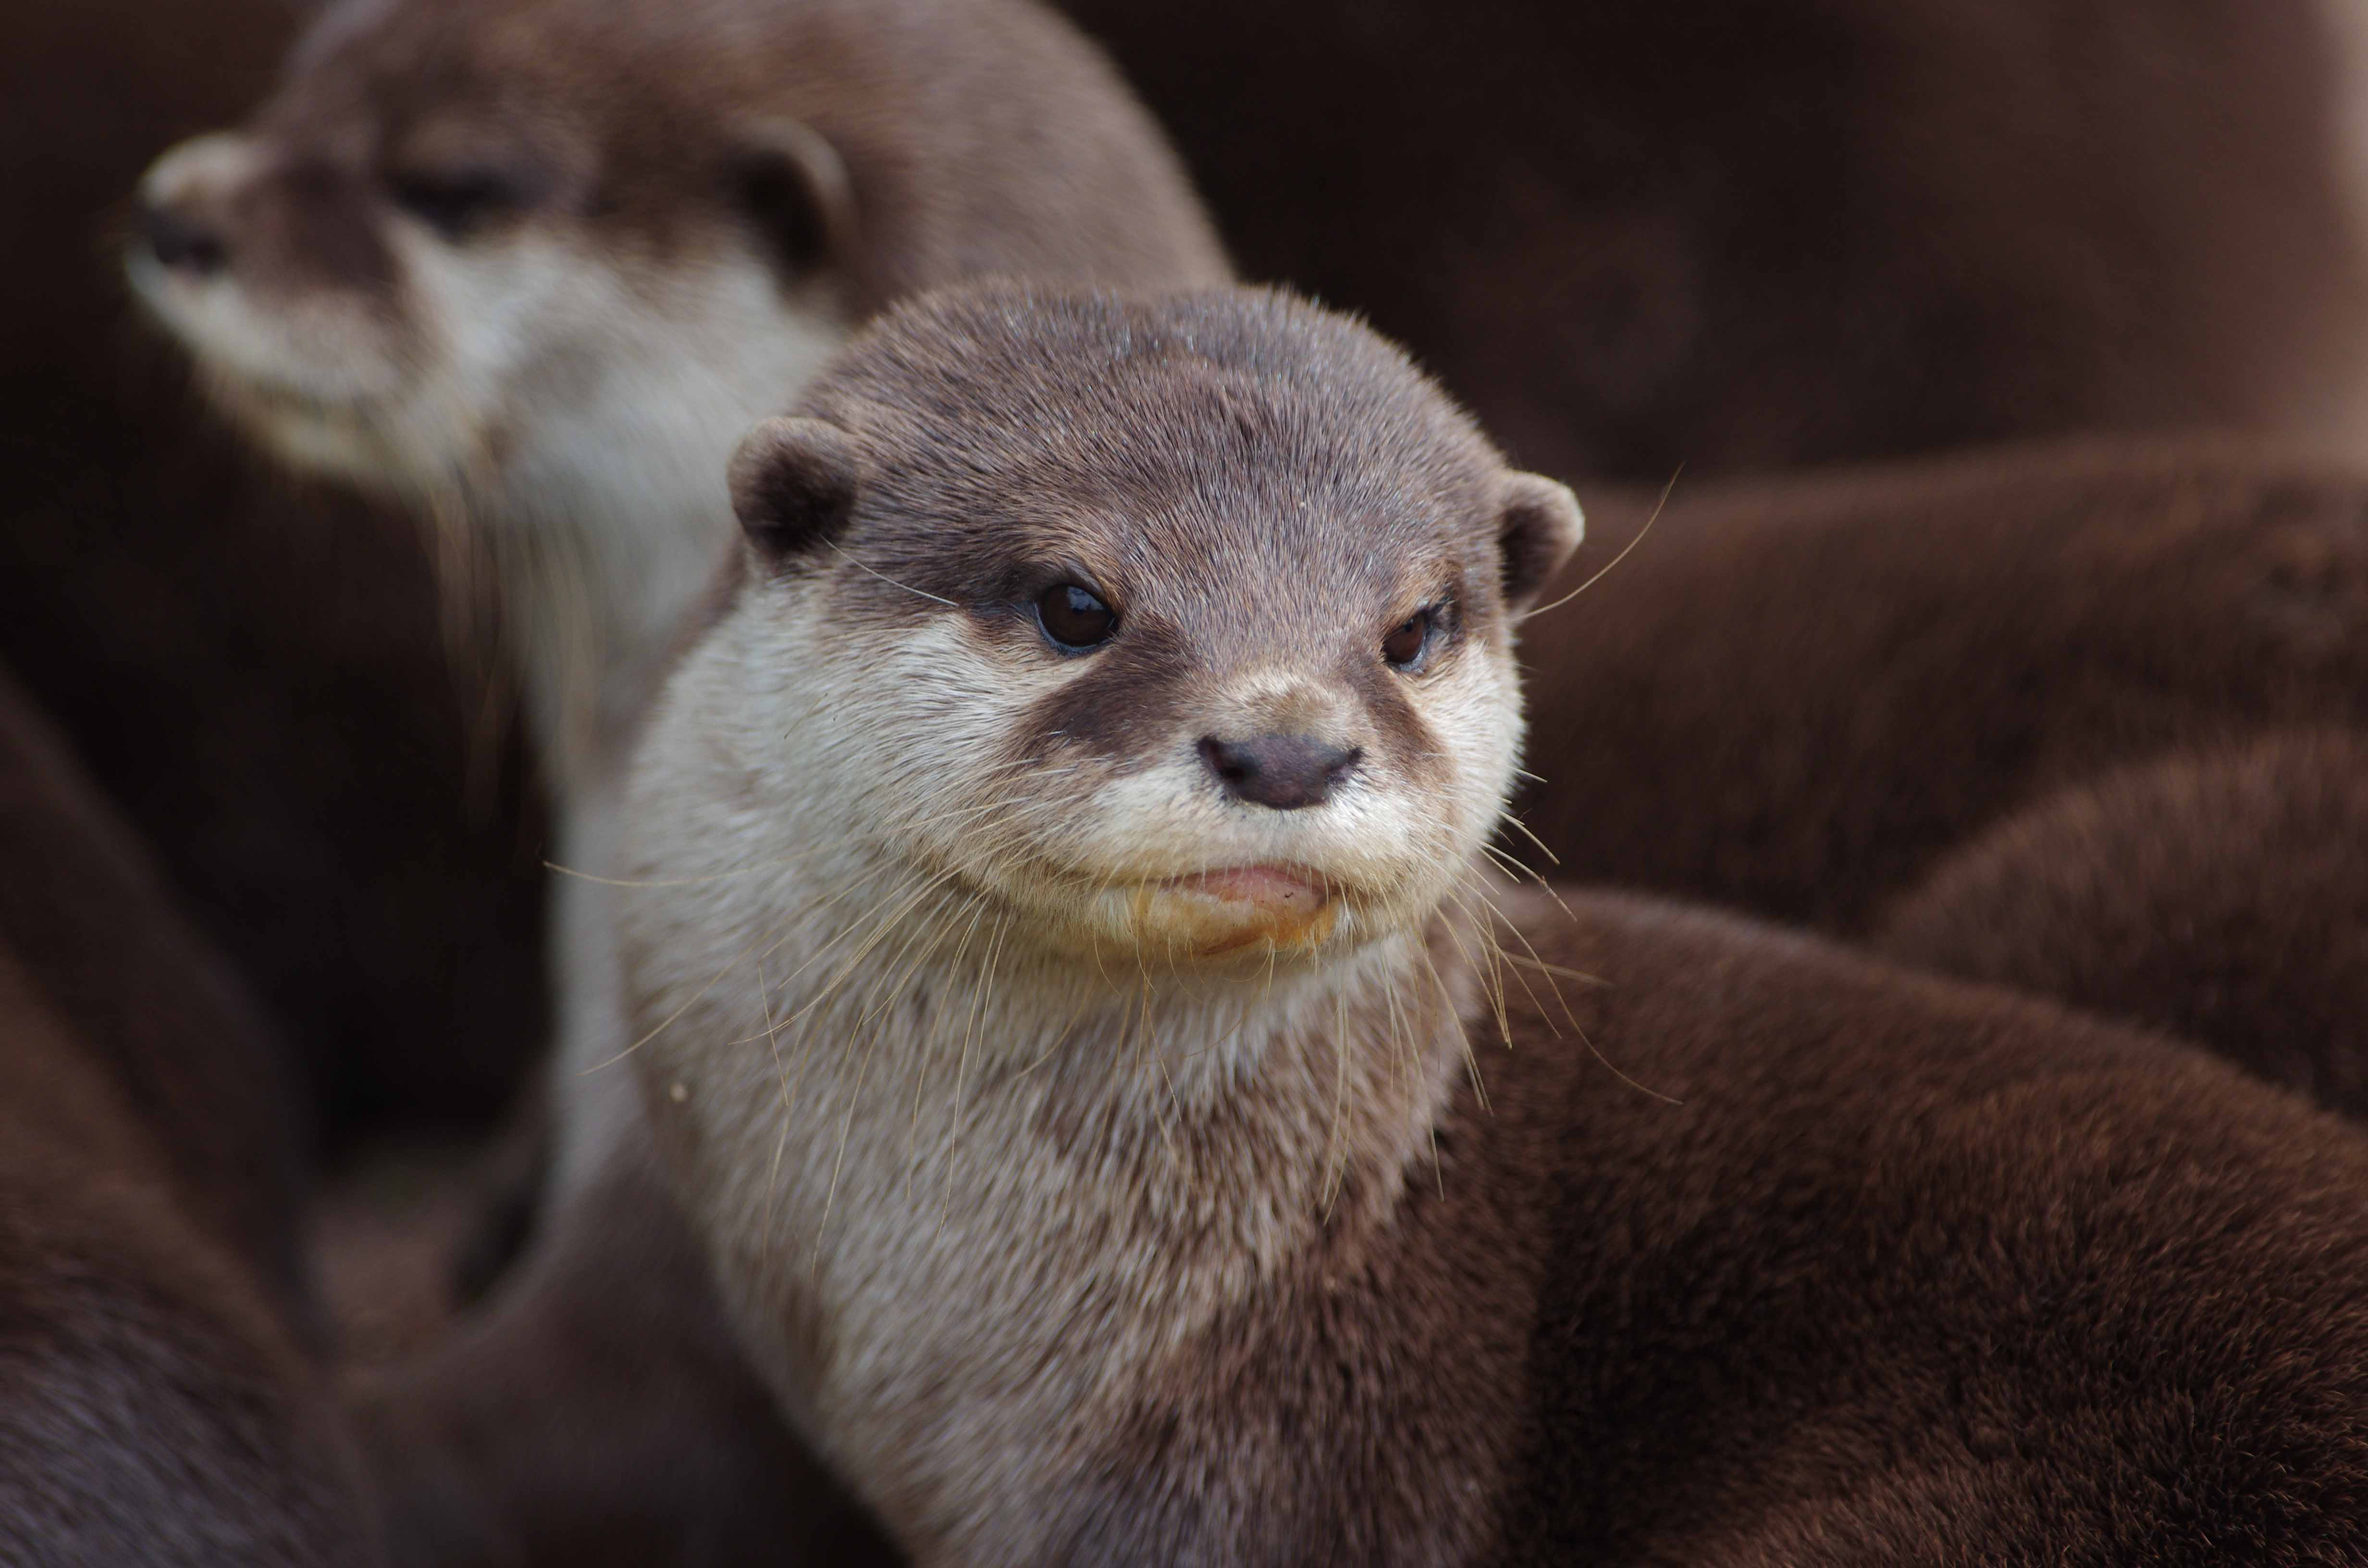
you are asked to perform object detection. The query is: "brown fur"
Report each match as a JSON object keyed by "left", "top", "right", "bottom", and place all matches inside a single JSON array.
[
  {"left": 347, "top": 1155, "right": 893, "bottom": 1567},
  {"left": 1037, "top": 887, "right": 2368, "bottom": 1565},
  {"left": 1058, "top": 0, "right": 2368, "bottom": 479},
  {"left": 249, "top": 0, "right": 1227, "bottom": 319},
  {"left": 622, "top": 285, "right": 2368, "bottom": 1562},
  {"left": 0, "top": 0, "right": 549, "bottom": 1147},
  {"left": 1514, "top": 439, "right": 2368, "bottom": 931},
  {"left": 1871, "top": 729, "right": 2368, "bottom": 1119},
  {"left": 197, "top": 2, "right": 1227, "bottom": 1561},
  {"left": 0, "top": 665, "right": 376, "bottom": 1565}
]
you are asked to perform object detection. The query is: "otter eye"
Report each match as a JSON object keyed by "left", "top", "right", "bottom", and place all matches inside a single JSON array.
[
  {"left": 1382, "top": 607, "right": 1435, "bottom": 670},
  {"left": 387, "top": 167, "right": 523, "bottom": 240},
  {"left": 1035, "top": 582, "right": 1117, "bottom": 651}
]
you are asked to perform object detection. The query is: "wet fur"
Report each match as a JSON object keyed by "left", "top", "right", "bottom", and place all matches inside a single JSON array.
[{"left": 621, "top": 285, "right": 2368, "bottom": 1562}]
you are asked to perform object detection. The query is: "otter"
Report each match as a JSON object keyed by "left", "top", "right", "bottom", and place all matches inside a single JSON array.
[
  {"left": 1056, "top": 0, "right": 2368, "bottom": 479},
  {"left": 2, "top": 0, "right": 547, "bottom": 1155},
  {"left": 129, "top": 0, "right": 1223, "bottom": 1556},
  {"left": 617, "top": 283, "right": 2368, "bottom": 1564},
  {"left": 128, "top": 0, "right": 1225, "bottom": 789},
  {"left": 1870, "top": 729, "right": 2368, "bottom": 1119},
  {"left": 0, "top": 665, "right": 375, "bottom": 1565},
  {"left": 1506, "top": 440, "right": 2368, "bottom": 1106}
]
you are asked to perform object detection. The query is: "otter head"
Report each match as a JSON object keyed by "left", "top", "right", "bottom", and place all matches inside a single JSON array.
[
  {"left": 123, "top": 0, "right": 872, "bottom": 513},
  {"left": 708, "top": 284, "right": 1580, "bottom": 975}
]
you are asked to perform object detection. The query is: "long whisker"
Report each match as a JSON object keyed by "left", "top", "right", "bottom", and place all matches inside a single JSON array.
[{"left": 1521, "top": 465, "right": 1679, "bottom": 623}]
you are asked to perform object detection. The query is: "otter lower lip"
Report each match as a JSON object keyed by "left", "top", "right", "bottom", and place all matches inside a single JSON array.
[{"left": 1164, "top": 865, "right": 1331, "bottom": 911}]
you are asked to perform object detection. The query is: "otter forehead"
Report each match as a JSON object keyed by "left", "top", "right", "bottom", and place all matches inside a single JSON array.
[
  {"left": 260, "top": 0, "right": 817, "bottom": 244},
  {"left": 238, "top": 0, "right": 1225, "bottom": 303},
  {"left": 801, "top": 289, "right": 1512, "bottom": 649}
]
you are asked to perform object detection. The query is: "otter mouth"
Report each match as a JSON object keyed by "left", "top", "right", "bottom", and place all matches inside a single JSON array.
[
  {"left": 208, "top": 365, "right": 375, "bottom": 426},
  {"left": 1134, "top": 863, "right": 1341, "bottom": 956},
  {"left": 1162, "top": 864, "right": 1332, "bottom": 913}
]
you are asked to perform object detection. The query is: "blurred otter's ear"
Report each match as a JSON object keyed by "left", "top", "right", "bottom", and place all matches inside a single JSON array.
[
  {"left": 728, "top": 417, "right": 862, "bottom": 561},
  {"left": 731, "top": 119, "right": 858, "bottom": 281},
  {"left": 1497, "top": 471, "right": 1584, "bottom": 613}
]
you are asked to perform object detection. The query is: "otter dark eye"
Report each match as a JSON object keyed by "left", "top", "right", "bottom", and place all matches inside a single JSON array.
[
  {"left": 1036, "top": 582, "right": 1117, "bottom": 651},
  {"left": 388, "top": 168, "right": 523, "bottom": 240},
  {"left": 1382, "top": 607, "right": 1434, "bottom": 670}
]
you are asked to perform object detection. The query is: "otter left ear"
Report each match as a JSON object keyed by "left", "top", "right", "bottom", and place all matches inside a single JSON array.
[
  {"left": 732, "top": 119, "right": 859, "bottom": 282},
  {"left": 1496, "top": 471, "right": 1585, "bottom": 613},
  {"left": 729, "top": 416, "right": 863, "bottom": 561}
]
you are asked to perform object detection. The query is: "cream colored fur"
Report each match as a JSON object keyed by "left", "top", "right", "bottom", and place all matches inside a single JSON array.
[
  {"left": 130, "top": 128, "right": 853, "bottom": 1195},
  {"left": 615, "top": 550, "right": 1538, "bottom": 1561}
]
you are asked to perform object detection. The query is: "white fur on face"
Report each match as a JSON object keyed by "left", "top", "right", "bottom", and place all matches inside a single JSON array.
[
  {"left": 131, "top": 142, "right": 846, "bottom": 516},
  {"left": 625, "top": 564, "right": 1528, "bottom": 1085},
  {"left": 616, "top": 584, "right": 1498, "bottom": 1559},
  {"left": 129, "top": 128, "right": 851, "bottom": 776},
  {"left": 130, "top": 134, "right": 415, "bottom": 476},
  {"left": 748, "top": 577, "right": 1520, "bottom": 976}
]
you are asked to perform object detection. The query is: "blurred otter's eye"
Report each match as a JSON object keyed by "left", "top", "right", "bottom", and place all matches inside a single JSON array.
[
  {"left": 387, "top": 167, "right": 524, "bottom": 240},
  {"left": 1382, "top": 606, "right": 1436, "bottom": 670},
  {"left": 1036, "top": 582, "right": 1117, "bottom": 651}
]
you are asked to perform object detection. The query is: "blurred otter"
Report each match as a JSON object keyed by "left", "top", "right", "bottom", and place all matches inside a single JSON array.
[
  {"left": 1, "top": 0, "right": 546, "bottom": 1156},
  {"left": 0, "top": 665, "right": 376, "bottom": 1565},
  {"left": 1058, "top": 0, "right": 2368, "bottom": 479},
  {"left": 1870, "top": 730, "right": 2368, "bottom": 1119}
]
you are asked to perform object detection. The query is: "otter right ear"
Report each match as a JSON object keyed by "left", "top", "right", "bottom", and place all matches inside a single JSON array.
[
  {"left": 728, "top": 417, "right": 863, "bottom": 560},
  {"left": 1496, "top": 471, "right": 1585, "bottom": 614},
  {"left": 732, "top": 120, "right": 858, "bottom": 281}
]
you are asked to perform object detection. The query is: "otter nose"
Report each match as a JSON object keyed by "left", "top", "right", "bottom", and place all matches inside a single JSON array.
[
  {"left": 139, "top": 201, "right": 226, "bottom": 277},
  {"left": 1198, "top": 734, "right": 1361, "bottom": 811}
]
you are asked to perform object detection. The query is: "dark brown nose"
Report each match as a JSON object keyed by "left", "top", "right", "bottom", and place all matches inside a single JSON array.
[
  {"left": 1198, "top": 734, "right": 1361, "bottom": 811},
  {"left": 139, "top": 201, "right": 227, "bottom": 276}
]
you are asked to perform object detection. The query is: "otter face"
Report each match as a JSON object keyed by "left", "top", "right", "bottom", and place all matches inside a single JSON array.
[
  {"left": 125, "top": 0, "right": 853, "bottom": 513},
  {"left": 709, "top": 288, "right": 1581, "bottom": 973}
]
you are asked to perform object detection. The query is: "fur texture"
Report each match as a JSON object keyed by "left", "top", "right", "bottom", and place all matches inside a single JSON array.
[
  {"left": 1516, "top": 439, "right": 2368, "bottom": 931},
  {"left": 0, "top": 666, "right": 375, "bottom": 1566},
  {"left": 619, "top": 284, "right": 2368, "bottom": 1564},
  {"left": 133, "top": 1, "right": 1225, "bottom": 1559},
  {"left": 1871, "top": 729, "right": 2368, "bottom": 1118},
  {"left": 1510, "top": 441, "right": 2368, "bottom": 1108},
  {"left": 1058, "top": 0, "right": 2368, "bottom": 479}
]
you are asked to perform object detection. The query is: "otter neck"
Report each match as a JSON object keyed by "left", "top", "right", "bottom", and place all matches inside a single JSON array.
[
  {"left": 490, "top": 473, "right": 737, "bottom": 807},
  {"left": 640, "top": 846, "right": 1492, "bottom": 1556}
]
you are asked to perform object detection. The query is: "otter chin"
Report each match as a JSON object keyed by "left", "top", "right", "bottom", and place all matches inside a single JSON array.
[{"left": 1113, "top": 865, "right": 1343, "bottom": 958}]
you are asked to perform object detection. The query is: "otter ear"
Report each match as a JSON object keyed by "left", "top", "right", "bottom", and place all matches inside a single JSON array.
[
  {"left": 729, "top": 417, "right": 862, "bottom": 561},
  {"left": 731, "top": 119, "right": 858, "bottom": 281},
  {"left": 1496, "top": 471, "right": 1584, "bottom": 614}
]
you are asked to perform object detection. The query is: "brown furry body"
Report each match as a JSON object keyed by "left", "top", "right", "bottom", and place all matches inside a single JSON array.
[
  {"left": 620, "top": 285, "right": 2368, "bottom": 1563},
  {"left": 1872, "top": 729, "right": 2368, "bottom": 1119},
  {"left": 1512, "top": 441, "right": 2368, "bottom": 1103},
  {"left": 0, "top": 666, "right": 375, "bottom": 1565},
  {"left": 1058, "top": 0, "right": 2368, "bottom": 479},
  {"left": 1050, "top": 888, "right": 2368, "bottom": 1566}
]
